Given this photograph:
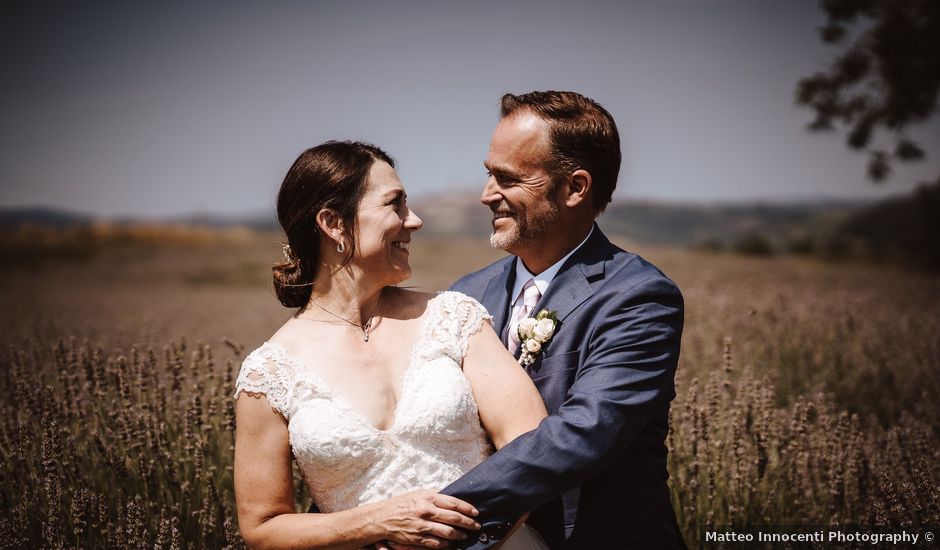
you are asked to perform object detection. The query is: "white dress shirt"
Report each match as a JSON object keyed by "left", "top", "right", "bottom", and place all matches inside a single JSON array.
[{"left": 508, "top": 225, "right": 595, "bottom": 316}]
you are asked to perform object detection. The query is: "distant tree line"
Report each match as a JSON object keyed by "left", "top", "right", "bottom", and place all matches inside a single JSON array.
[{"left": 697, "top": 178, "right": 940, "bottom": 271}]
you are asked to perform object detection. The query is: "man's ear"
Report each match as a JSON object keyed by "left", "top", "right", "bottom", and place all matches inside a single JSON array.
[
  {"left": 315, "top": 209, "right": 345, "bottom": 247},
  {"left": 563, "top": 169, "right": 592, "bottom": 208}
]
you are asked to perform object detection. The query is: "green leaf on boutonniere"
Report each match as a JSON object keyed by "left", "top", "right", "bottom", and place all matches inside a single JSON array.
[{"left": 535, "top": 309, "right": 557, "bottom": 322}]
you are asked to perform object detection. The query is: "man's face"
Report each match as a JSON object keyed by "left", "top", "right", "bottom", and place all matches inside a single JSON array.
[{"left": 482, "top": 112, "right": 561, "bottom": 256}]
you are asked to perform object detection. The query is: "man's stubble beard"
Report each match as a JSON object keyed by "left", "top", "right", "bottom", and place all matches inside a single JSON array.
[{"left": 489, "top": 196, "right": 560, "bottom": 253}]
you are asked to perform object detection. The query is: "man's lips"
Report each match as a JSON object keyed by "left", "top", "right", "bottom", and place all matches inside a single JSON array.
[{"left": 492, "top": 211, "right": 514, "bottom": 224}]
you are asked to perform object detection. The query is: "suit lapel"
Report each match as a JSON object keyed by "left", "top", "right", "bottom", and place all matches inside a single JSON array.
[
  {"left": 477, "top": 226, "right": 610, "bottom": 353},
  {"left": 480, "top": 257, "right": 516, "bottom": 337},
  {"left": 534, "top": 224, "right": 610, "bottom": 323}
]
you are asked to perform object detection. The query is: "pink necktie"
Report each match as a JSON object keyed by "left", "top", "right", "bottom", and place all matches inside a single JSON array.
[{"left": 507, "top": 279, "right": 541, "bottom": 354}]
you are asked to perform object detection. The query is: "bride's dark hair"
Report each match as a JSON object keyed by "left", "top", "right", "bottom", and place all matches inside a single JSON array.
[{"left": 273, "top": 140, "right": 395, "bottom": 308}]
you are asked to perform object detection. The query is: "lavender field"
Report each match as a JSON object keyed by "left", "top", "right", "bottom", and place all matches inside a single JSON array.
[{"left": 1, "top": 226, "right": 938, "bottom": 547}]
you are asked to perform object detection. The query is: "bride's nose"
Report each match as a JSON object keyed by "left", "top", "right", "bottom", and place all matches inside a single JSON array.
[{"left": 403, "top": 206, "right": 422, "bottom": 231}]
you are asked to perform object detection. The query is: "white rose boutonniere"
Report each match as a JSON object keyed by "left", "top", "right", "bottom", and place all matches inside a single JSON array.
[
  {"left": 533, "top": 318, "right": 555, "bottom": 340},
  {"left": 518, "top": 309, "right": 558, "bottom": 367},
  {"left": 518, "top": 317, "right": 538, "bottom": 340}
]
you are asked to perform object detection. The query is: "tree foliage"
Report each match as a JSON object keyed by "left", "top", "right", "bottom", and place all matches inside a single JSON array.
[{"left": 796, "top": 0, "right": 940, "bottom": 182}]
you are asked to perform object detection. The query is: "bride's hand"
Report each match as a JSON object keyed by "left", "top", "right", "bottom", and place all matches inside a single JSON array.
[{"left": 365, "top": 489, "right": 480, "bottom": 549}]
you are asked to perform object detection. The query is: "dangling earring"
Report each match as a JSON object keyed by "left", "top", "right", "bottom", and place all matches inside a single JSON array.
[{"left": 336, "top": 240, "right": 345, "bottom": 253}]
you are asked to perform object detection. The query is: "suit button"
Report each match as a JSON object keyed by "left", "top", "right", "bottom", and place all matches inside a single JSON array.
[{"left": 478, "top": 533, "right": 488, "bottom": 543}]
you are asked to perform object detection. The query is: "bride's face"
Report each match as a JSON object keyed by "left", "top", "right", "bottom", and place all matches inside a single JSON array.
[{"left": 351, "top": 160, "right": 422, "bottom": 285}]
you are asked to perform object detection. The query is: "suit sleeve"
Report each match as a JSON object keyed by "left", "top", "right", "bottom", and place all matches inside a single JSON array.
[{"left": 441, "top": 276, "right": 683, "bottom": 548}]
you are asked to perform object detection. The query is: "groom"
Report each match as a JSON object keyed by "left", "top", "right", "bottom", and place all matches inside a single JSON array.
[{"left": 442, "top": 91, "right": 686, "bottom": 549}]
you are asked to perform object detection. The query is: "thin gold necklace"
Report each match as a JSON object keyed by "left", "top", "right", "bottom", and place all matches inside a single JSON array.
[{"left": 307, "top": 292, "right": 383, "bottom": 342}]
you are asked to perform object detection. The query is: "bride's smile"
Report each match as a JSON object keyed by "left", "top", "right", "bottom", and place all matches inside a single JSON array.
[{"left": 349, "top": 159, "right": 422, "bottom": 287}]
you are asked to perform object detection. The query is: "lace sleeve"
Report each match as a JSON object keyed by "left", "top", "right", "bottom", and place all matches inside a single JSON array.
[
  {"left": 433, "top": 291, "right": 494, "bottom": 364},
  {"left": 233, "top": 344, "right": 294, "bottom": 420}
]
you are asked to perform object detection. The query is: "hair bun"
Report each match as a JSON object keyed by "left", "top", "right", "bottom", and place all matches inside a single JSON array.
[{"left": 272, "top": 260, "right": 312, "bottom": 308}]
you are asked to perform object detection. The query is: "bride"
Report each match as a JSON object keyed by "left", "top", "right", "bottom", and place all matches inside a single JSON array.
[{"left": 234, "top": 141, "right": 549, "bottom": 549}]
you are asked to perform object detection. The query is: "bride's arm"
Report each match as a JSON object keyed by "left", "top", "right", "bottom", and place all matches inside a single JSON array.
[
  {"left": 462, "top": 322, "right": 548, "bottom": 449},
  {"left": 461, "top": 322, "right": 548, "bottom": 549},
  {"left": 378, "top": 322, "right": 548, "bottom": 550},
  {"left": 234, "top": 394, "right": 480, "bottom": 550}
]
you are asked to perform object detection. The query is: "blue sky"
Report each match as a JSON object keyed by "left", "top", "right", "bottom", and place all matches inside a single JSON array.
[{"left": 2, "top": 0, "right": 938, "bottom": 218}]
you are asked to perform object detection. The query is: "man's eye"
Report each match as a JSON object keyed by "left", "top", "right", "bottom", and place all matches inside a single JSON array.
[{"left": 488, "top": 171, "right": 512, "bottom": 184}]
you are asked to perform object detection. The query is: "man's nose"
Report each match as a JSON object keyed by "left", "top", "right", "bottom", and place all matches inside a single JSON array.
[{"left": 481, "top": 177, "right": 501, "bottom": 206}]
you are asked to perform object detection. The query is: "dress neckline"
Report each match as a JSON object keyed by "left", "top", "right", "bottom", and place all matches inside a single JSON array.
[{"left": 262, "top": 292, "right": 443, "bottom": 434}]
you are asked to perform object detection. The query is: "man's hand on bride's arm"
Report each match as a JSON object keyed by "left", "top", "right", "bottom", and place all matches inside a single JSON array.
[{"left": 235, "top": 394, "right": 478, "bottom": 549}]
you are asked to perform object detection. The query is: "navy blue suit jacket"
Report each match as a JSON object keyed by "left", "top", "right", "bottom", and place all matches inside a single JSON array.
[{"left": 442, "top": 225, "right": 686, "bottom": 550}]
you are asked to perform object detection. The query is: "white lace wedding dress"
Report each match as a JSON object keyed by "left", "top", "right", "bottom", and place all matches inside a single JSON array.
[{"left": 234, "top": 291, "right": 547, "bottom": 550}]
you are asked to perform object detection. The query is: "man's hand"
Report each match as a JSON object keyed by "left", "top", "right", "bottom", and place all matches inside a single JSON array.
[{"left": 365, "top": 490, "right": 479, "bottom": 549}]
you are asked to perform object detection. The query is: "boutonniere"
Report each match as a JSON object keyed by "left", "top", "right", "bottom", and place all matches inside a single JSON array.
[{"left": 517, "top": 309, "right": 558, "bottom": 367}]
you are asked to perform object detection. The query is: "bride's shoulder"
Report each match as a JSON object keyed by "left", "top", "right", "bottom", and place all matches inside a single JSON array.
[
  {"left": 388, "top": 287, "right": 488, "bottom": 319},
  {"left": 386, "top": 287, "right": 438, "bottom": 312},
  {"left": 264, "top": 317, "right": 307, "bottom": 352},
  {"left": 239, "top": 340, "right": 298, "bottom": 379},
  {"left": 432, "top": 290, "right": 489, "bottom": 315},
  {"left": 243, "top": 313, "right": 318, "bottom": 372},
  {"left": 235, "top": 339, "right": 299, "bottom": 418},
  {"left": 414, "top": 291, "right": 493, "bottom": 360},
  {"left": 425, "top": 291, "right": 493, "bottom": 336}
]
